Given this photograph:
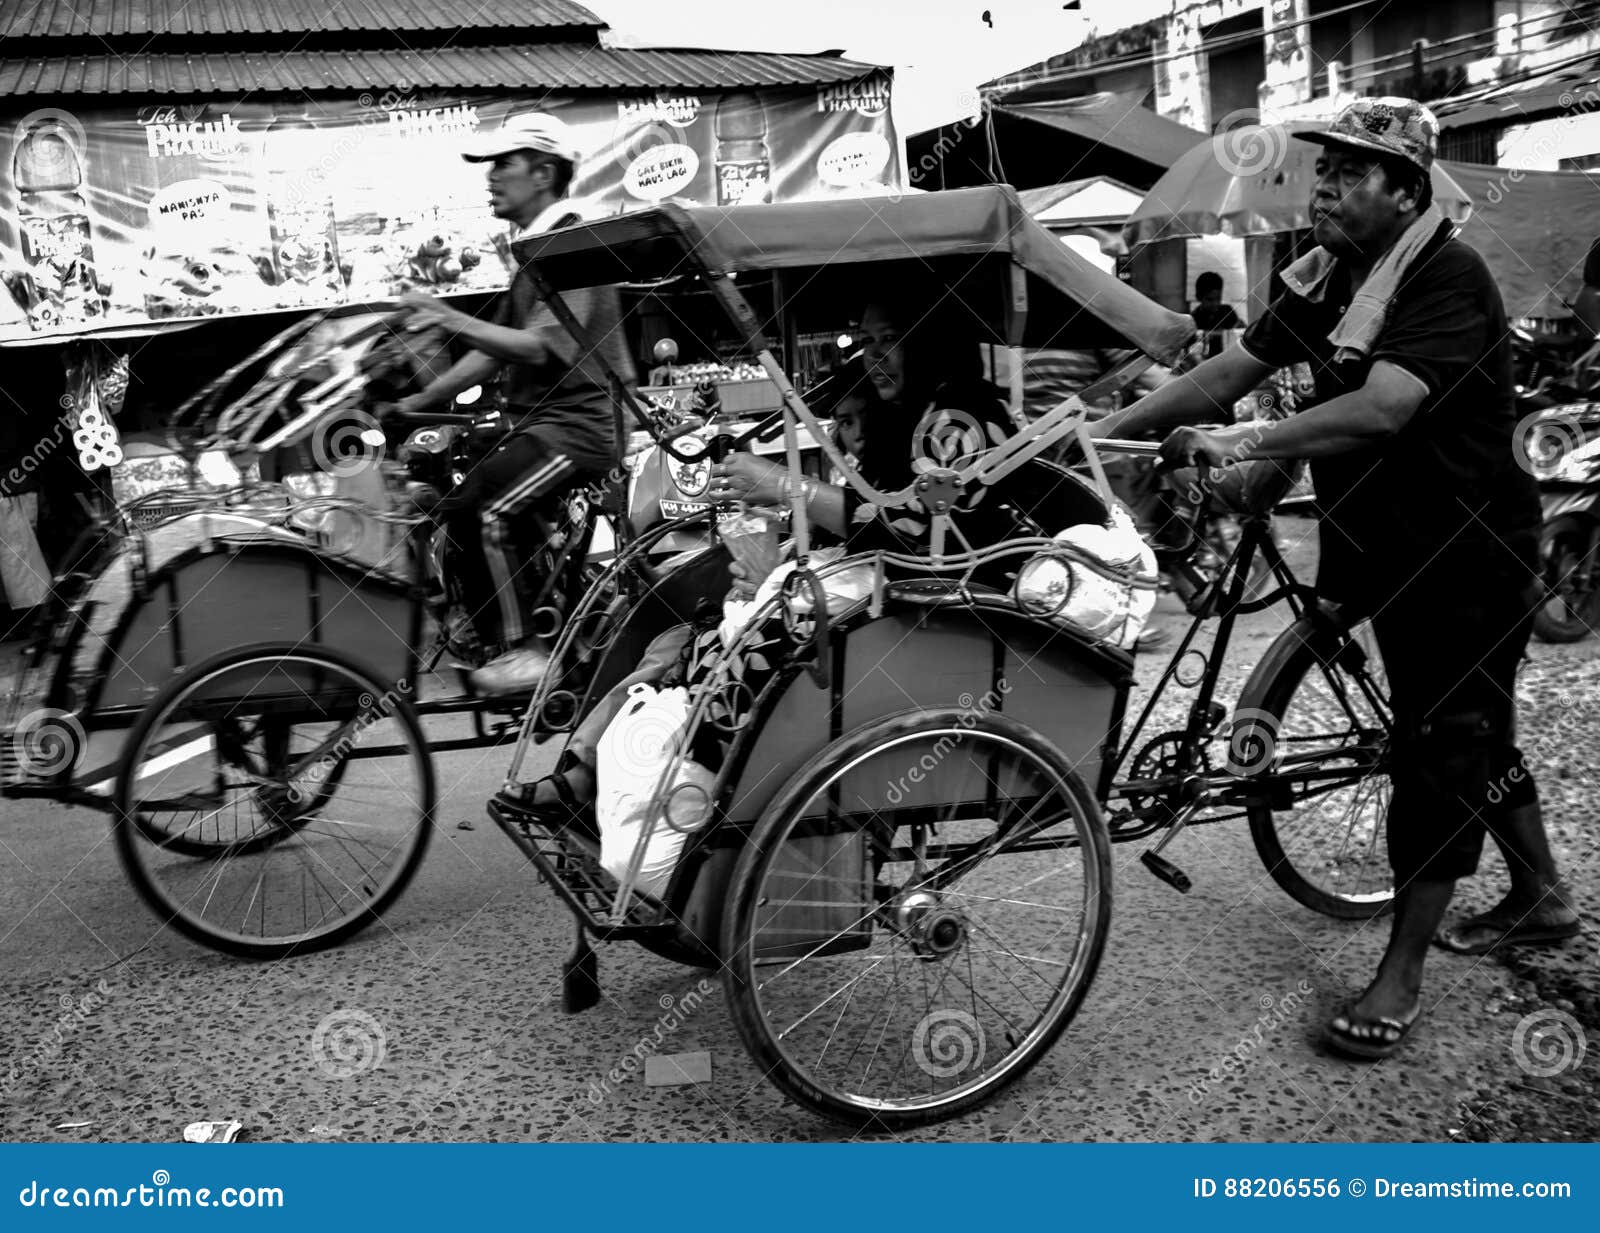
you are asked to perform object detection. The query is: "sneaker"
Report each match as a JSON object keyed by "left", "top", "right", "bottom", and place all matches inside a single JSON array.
[
  {"left": 468, "top": 645, "right": 551, "bottom": 697},
  {"left": 1134, "top": 627, "right": 1172, "bottom": 652}
]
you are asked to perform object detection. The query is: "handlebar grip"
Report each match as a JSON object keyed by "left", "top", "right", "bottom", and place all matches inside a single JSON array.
[{"left": 383, "top": 409, "right": 481, "bottom": 426}]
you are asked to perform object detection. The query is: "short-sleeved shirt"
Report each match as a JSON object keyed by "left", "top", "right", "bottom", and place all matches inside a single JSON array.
[
  {"left": 1584, "top": 237, "right": 1600, "bottom": 287},
  {"left": 497, "top": 207, "right": 638, "bottom": 474},
  {"left": 1240, "top": 223, "right": 1540, "bottom": 609}
]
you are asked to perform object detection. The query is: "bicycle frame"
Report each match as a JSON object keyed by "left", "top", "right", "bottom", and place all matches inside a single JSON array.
[{"left": 1100, "top": 490, "right": 1393, "bottom": 872}]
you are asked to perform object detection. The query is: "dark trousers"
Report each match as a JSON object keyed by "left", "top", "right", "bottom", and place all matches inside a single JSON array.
[
  {"left": 439, "top": 430, "right": 584, "bottom": 650},
  {"left": 1371, "top": 573, "right": 1541, "bottom": 884}
]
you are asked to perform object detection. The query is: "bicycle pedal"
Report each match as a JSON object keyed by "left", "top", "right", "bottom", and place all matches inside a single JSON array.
[{"left": 1141, "top": 851, "right": 1193, "bottom": 893}]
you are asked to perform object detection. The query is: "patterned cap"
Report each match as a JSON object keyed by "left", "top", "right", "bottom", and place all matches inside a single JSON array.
[{"left": 1295, "top": 97, "right": 1437, "bottom": 171}]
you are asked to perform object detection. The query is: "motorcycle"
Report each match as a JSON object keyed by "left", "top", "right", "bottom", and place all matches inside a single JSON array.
[
  {"left": 1527, "top": 402, "right": 1600, "bottom": 643},
  {"left": 1511, "top": 329, "right": 1600, "bottom": 643}
]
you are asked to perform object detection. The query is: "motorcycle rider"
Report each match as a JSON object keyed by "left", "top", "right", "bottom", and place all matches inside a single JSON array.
[
  {"left": 388, "top": 112, "right": 635, "bottom": 695},
  {"left": 1099, "top": 98, "right": 1578, "bottom": 1058}
]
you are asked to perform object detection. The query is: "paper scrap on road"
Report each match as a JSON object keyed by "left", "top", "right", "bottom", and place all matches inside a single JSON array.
[
  {"left": 182, "top": 1120, "right": 243, "bottom": 1143},
  {"left": 645, "top": 1051, "right": 712, "bottom": 1087}
]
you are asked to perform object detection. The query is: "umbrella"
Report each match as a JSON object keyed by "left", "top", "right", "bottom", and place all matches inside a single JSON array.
[{"left": 1122, "top": 122, "right": 1473, "bottom": 246}]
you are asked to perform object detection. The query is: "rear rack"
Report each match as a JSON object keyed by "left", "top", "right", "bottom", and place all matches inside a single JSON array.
[{"left": 487, "top": 795, "right": 665, "bottom": 940}]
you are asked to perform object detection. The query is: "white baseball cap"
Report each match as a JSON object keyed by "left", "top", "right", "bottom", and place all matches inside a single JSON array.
[{"left": 462, "top": 112, "right": 581, "bottom": 165}]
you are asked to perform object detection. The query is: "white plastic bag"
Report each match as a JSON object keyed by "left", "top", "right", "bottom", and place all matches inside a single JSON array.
[
  {"left": 718, "top": 545, "right": 876, "bottom": 647},
  {"left": 1016, "top": 505, "right": 1157, "bottom": 649},
  {"left": 595, "top": 682, "right": 714, "bottom": 898}
]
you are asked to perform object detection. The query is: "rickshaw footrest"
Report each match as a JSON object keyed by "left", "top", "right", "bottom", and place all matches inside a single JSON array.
[{"left": 487, "top": 797, "right": 663, "bottom": 939}]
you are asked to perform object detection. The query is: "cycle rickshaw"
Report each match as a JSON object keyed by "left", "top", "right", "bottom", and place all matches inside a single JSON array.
[{"left": 110, "top": 188, "right": 1395, "bottom": 1129}]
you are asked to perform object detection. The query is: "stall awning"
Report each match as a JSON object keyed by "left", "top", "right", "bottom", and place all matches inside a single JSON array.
[
  {"left": 995, "top": 94, "right": 1209, "bottom": 173},
  {"left": 908, "top": 93, "right": 1208, "bottom": 193}
]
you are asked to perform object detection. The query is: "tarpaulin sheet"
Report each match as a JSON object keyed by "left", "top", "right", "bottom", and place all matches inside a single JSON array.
[
  {"left": 1440, "top": 159, "right": 1600, "bottom": 320},
  {"left": 0, "top": 77, "right": 899, "bottom": 342}
]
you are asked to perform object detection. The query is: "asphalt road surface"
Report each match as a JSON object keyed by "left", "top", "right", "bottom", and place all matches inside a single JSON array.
[{"left": 2, "top": 515, "right": 1596, "bottom": 1143}]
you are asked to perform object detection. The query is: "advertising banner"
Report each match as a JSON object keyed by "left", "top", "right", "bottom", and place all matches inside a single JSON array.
[{"left": 0, "top": 75, "right": 898, "bottom": 342}]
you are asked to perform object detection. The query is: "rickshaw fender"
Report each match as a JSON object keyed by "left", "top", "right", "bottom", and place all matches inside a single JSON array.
[{"left": 1231, "top": 605, "right": 1351, "bottom": 721}]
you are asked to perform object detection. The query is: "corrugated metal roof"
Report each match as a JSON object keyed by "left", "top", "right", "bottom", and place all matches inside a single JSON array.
[
  {"left": 0, "top": 0, "right": 602, "bottom": 39},
  {"left": 0, "top": 44, "right": 884, "bottom": 96}
]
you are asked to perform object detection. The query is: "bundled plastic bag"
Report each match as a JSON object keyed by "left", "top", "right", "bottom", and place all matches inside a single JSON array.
[
  {"left": 718, "top": 545, "right": 876, "bottom": 648},
  {"left": 595, "top": 682, "right": 715, "bottom": 898},
  {"left": 1015, "top": 505, "right": 1157, "bottom": 649}
]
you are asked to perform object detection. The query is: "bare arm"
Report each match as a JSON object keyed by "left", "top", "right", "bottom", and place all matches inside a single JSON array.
[
  {"left": 398, "top": 349, "right": 500, "bottom": 414},
  {"left": 1097, "top": 344, "right": 1273, "bottom": 438},
  {"left": 1165, "top": 361, "right": 1426, "bottom": 465}
]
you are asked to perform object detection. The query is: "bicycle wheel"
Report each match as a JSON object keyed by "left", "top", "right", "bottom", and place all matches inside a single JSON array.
[
  {"left": 114, "top": 643, "right": 434, "bottom": 959},
  {"left": 1242, "top": 617, "right": 1395, "bottom": 919},
  {"left": 721, "top": 708, "right": 1112, "bottom": 1130}
]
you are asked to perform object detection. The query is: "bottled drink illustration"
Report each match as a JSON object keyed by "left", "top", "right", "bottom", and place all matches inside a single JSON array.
[
  {"left": 714, "top": 93, "right": 771, "bottom": 206},
  {"left": 261, "top": 119, "right": 342, "bottom": 305},
  {"left": 12, "top": 117, "right": 105, "bottom": 330}
]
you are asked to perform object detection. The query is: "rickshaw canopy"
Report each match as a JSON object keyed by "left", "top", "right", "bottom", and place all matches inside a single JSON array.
[{"left": 514, "top": 186, "right": 1196, "bottom": 365}]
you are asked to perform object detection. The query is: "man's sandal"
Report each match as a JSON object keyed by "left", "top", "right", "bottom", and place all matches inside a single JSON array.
[
  {"left": 1433, "top": 914, "right": 1581, "bottom": 956},
  {"left": 1323, "top": 1002, "right": 1422, "bottom": 1062}
]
